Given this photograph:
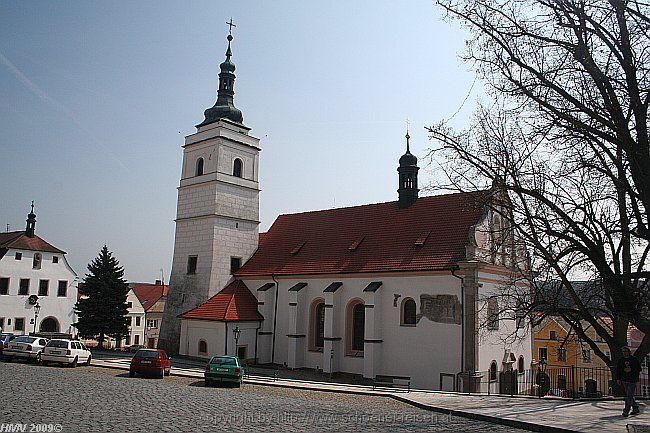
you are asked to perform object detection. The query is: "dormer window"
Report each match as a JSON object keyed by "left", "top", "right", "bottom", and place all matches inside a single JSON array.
[
  {"left": 196, "top": 158, "right": 204, "bottom": 176},
  {"left": 233, "top": 158, "right": 243, "bottom": 178},
  {"left": 33, "top": 253, "right": 42, "bottom": 270}
]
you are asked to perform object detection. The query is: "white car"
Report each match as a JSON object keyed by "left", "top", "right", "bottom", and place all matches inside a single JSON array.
[
  {"left": 41, "top": 339, "right": 91, "bottom": 367},
  {"left": 3, "top": 336, "right": 49, "bottom": 362}
]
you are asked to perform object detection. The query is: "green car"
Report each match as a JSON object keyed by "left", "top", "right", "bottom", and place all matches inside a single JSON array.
[{"left": 204, "top": 355, "right": 244, "bottom": 387}]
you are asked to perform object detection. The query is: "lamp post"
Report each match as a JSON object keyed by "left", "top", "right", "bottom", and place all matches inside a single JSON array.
[
  {"left": 538, "top": 358, "right": 548, "bottom": 398},
  {"left": 33, "top": 303, "right": 41, "bottom": 334},
  {"left": 233, "top": 326, "right": 241, "bottom": 356}
]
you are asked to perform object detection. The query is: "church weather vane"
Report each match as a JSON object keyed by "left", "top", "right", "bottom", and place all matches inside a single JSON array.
[{"left": 405, "top": 118, "right": 411, "bottom": 152}]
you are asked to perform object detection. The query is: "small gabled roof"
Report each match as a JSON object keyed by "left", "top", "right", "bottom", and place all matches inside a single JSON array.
[
  {"left": 179, "top": 280, "right": 263, "bottom": 322},
  {"left": 0, "top": 231, "right": 65, "bottom": 255},
  {"left": 131, "top": 282, "right": 169, "bottom": 312}
]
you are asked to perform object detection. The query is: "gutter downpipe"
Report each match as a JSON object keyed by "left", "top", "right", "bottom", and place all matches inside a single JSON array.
[
  {"left": 254, "top": 321, "right": 261, "bottom": 364},
  {"left": 224, "top": 322, "right": 228, "bottom": 356},
  {"left": 271, "top": 274, "right": 280, "bottom": 365},
  {"left": 451, "top": 267, "right": 465, "bottom": 392}
]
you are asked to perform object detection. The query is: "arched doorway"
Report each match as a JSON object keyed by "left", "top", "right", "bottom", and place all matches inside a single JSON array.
[{"left": 39, "top": 317, "right": 59, "bottom": 333}]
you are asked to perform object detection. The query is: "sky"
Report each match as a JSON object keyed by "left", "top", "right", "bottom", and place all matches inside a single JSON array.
[{"left": 0, "top": 1, "right": 481, "bottom": 282}]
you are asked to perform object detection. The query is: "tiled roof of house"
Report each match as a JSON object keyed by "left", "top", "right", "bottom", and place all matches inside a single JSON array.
[
  {"left": 236, "top": 191, "right": 488, "bottom": 277},
  {"left": 179, "top": 280, "right": 263, "bottom": 322},
  {"left": 131, "top": 282, "right": 169, "bottom": 312},
  {"left": 0, "top": 231, "right": 65, "bottom": 254}
]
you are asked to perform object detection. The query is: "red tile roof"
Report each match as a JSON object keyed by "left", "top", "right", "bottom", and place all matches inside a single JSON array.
[
  {"left": 236, "top": 192, "right": 488, "bottom": 277},
  {"left": 179, "top": 280, "right": 263, "bottom": 322},
  {"left": 0, "top": 231, "right": 65, "bottom": 254},
  {"left": 131, "top": 282, "right": 169, "bottom": 311}
]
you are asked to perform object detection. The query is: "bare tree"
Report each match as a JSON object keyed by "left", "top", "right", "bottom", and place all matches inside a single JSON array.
[{"left": 428, "top": 0, "right": 650, "bottom": 370}]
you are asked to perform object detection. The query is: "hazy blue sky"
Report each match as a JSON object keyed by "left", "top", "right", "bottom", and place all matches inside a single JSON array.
[{"left": 0, "top": 1, "right": 481, "bottom": 282}]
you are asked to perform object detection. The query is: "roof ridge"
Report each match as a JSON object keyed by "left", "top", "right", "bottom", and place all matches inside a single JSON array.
[{"left": 275, "top": 190, "right": 488, "bottom": 219}]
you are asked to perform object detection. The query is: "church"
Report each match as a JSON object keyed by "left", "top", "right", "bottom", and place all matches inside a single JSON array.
[{"left": 158, "top": 31, "right": 532, "bottom": 391}]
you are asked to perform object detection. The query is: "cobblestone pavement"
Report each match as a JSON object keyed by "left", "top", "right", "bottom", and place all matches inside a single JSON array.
[{"left": 1, "top": 361, "right": 530, "bottom": 432}]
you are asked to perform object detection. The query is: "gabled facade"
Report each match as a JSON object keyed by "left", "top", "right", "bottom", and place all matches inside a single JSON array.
[
  {"left": 132, "top": 281, "right": 168, "bottom": 348},
  {"left": 0, "top": 206, "right": 78, "bottom": 336}
]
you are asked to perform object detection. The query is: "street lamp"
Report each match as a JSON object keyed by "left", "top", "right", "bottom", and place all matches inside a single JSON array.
[
  {"left": 537, "top": 358, "right": 548, "bottom": 398},
  {"left": 539, "top": 358, "right": 547, "bottom": 373},
  {"left": 33, "top": 303, "right": 41, "bottom": 334},
  {"left": 233, "top": 326, "right": 241, "bottom": 355}
]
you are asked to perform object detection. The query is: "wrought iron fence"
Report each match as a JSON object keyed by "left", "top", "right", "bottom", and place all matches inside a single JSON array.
[{"left": 456, "top": 364, "right": 650, "bottom": 399}]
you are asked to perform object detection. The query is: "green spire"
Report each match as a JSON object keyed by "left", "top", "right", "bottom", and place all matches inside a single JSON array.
[{"left": 197, "top": 22, "right": 244, "bottom": 127}]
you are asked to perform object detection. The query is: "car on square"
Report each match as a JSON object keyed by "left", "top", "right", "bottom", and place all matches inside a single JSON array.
[
  {"left": 3, "top": 335, "right": 48, "bottom": 362},
  {"left": 204, "top": 355, "right": 244, "bottom": 387},
  {"left": 129, "top": 349, "right": 171, "bottom": 378},
  {"left": 0, "top": 333, "right": 16, "bottom": 358},
  {"left": 41, "top": 339, "right": 92, "bottom": 367}
]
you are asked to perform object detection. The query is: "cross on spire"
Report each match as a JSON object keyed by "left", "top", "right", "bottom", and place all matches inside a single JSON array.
[
  {"left": 226, "top": 18, "right": 236, "bottom": 35},
  {"left": 30, "top": 200, "right": 34, "bottom": 214}
]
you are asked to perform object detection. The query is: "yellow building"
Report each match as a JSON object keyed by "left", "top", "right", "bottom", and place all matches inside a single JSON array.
[{"left": 533, "top": 317, "right": 612, "bottom": 397}]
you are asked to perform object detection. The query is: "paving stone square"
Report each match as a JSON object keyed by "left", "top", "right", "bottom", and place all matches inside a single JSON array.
[{"left": 0, "top": 361, "right": 528, "bottom": 432}]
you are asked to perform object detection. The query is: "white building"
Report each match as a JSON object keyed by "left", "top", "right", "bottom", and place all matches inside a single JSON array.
[
  {"left": 131, "top": 281, "right": 168, "bottom": 348},
  {"left": 0, "top": 205, "right": 78, "bottom": 336},
  {"left": 84, "top": 288, "right": 146, "bottom": 349},
  {"left": 159, "top": 32, "right": 533, "bottom": 391}
]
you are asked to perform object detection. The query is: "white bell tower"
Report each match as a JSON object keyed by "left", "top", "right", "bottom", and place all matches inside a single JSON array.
[{"left": 159, "top": 27, "right": 261, "bottom": 354}]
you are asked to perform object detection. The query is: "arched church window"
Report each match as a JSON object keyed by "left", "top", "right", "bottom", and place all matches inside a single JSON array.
[
  {"left": 309, "top": 299, "right": 325, "bottom": 351},
  {"left": 196, "top": 158, "right": 204, "bottom": 176},
  {"left": 490, "top": 360, "right": 498, "bottom": 381},
  {"left": 198, "top": 339, "right": 207, "bottom": 354},
  {"left": 233, "top": 158, "right": 243, "bottom": 178},
  {"left": 346, "top": 300, "right": 365, "bottom": 355},
  {"left": 401, "top": 298, "right": 417, "bottom": 326}
]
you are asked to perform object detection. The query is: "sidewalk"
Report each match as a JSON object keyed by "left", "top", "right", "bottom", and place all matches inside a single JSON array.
[{"left": 92, "top": 355, "right": 647, "bottom": 433}]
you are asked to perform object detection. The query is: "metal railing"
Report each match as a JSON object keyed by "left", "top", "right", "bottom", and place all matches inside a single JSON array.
[{"left": 456, "top": 364, "right": 649, "bottom": 399}]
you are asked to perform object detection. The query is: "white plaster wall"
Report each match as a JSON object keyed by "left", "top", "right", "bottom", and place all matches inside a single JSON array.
[
  {"left": 243, "top": 273, "right": 464, "bottom": 390},
  {"left": 224, "top": 321, "right": 259, "bottom": 361},
  {"left": 476, "top": 276, "right": 533, "bottom": 376},
  {"left": 0, "top": 248, "right": 78, "bottom": 335},
  {"left": 210, "top": 218, "right": 259, "bottom": 298},
  {"left": 179, "top": 319, "right": 259, "bottom": 361},
  {"left": 126, "top": 289, "right": 146, "bottom": 346},
  {"left": 215, "top": 182, "right": 259, "bottom": 222},
  {"left": 180, "top": 319, "right": 225, "bottom": 358}
]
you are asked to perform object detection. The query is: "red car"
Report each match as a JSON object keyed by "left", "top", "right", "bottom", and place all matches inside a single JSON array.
[{"left": 129, "top": 349, "right": 171, "bottom": 378}]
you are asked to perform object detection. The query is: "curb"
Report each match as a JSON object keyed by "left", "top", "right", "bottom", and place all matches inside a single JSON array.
[
  {"left": 388, "top": 393, "right": 579, "bottom": 433},
  {"left": 91, "top": 360, "right": 582, "bottom": 433}
]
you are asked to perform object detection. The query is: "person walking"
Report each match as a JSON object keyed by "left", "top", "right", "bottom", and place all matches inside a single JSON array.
[{"left": 616, "top": 346, "right": 642, "bottom": 417}]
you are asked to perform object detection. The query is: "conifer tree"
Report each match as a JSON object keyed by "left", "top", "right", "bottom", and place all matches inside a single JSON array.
[{"left": 74, "top": 245, "right": 129, "bottom": 349}]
